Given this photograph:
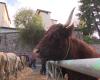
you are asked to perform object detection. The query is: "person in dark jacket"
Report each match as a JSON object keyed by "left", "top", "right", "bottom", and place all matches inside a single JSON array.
[
  {"left": 29, "top": 54, "right": 37, "bottom": 69},
  {"left": 40, "top": 58, "right": 46, "bottom": 75}
]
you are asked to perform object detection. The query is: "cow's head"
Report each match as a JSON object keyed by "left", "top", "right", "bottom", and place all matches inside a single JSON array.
[{"left": 33, "top": 8, "right": 75, "bottom": 60}]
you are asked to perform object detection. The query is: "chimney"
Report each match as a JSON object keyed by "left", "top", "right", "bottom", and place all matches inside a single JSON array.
[{"left": 0, "top": 2, "right": 11, "bottom": 27}]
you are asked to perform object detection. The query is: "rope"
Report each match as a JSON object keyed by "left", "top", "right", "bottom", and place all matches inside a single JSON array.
[{"left": 63, "top": 39, "right": 71, "bottom": 59}]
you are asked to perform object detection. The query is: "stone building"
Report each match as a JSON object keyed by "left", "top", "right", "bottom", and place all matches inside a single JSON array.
[
  {"left": 0, "top": 27, "right": 32, "bottom": 54},
  {"left": 36, "top": 9, "right": 57, "bottom": 31},
  {"left": 0, "top": 2, "right": 23, "bottom": 54},
  {"left": 0, "top": 2, "right": 11, "bottom": 27}
]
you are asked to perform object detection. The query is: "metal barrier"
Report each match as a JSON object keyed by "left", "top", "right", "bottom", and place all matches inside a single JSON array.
[{"left": 47, "top": 58, "right": 100, "bottom": 80}]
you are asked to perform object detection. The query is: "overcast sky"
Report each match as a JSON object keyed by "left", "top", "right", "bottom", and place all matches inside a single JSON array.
[
  {"left": 0, "top": 0, "right": 99, "bottom": 38},
  {"left": 0, "top": 0, "right": 79, "bottom": 25}
]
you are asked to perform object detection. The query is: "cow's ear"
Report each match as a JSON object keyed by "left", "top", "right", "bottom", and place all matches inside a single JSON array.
[{"left": 65, "top": 24, "right": 74, "bottom": 37}]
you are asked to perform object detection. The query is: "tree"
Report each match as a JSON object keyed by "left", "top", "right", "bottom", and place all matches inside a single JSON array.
[
  {"left": 78, "top": 20, "right": 89, "bottom": 35},
  {"left": 78, "top": 0, "right": 100, "bottom": 37},
  {"left": 14, "top": 8, "right": 45, "bottom": 48},
  {"left": 91, "top": 0, "right": 100, "bottom": 37}
]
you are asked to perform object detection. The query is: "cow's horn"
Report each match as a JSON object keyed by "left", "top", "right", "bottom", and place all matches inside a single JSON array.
[{"left": 64, "top": 7, "right": 75, "bottom": 28}]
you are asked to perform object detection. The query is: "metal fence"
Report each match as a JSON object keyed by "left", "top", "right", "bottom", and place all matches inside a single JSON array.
[{"left": 47, "top": 58, "right": 100, "bottom": 80}]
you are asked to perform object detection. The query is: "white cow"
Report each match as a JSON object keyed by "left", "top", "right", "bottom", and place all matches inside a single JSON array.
[
  {"left": 6, "top": 53, "right": 18, "bottom": 79},
  {"left": 0, "top": 52, "right": 7, "bottom": 80},
  {"left": 16, "top": 56, "right": 22, "bottom": 72}
]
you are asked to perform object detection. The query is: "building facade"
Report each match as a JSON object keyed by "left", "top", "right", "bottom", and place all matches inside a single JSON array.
[
  {"left": 36, "top": 9, "right": 57, "bottom": 31},
  {"left": 0, "top": 2, "right": 11, "bottom": 27},
  {"left": 0, "top": 27, "right": 32, "bottom": 54}
]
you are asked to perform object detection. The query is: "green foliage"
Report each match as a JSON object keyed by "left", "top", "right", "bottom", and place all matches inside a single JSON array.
[
  {"left": 78, "top": 0, "right": 100, "bottom": 36},
  {"left": 83, "top": 35, "right": 93, "bottom": 44},
  {"left": 78, "top": 0, "right": 93, "bottom": 35},
  {"left": 14, "top": 8, "right": 35, "bottom": 28},
  {"left": 14, "top": 8, "right": 45, "bottom": 48},
  {"left": 83, "top": 35, "right": 100, "bottom": 44},
  {"left": 78, "top": 20, "right": 89, "bottom": 35}
]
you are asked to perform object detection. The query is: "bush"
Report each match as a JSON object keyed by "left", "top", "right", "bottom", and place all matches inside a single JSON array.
[
  {"left": 83, "top": 35, "right": 93, "bottom": 44},
  {"left": 83, "top": 35, "right": 100, "bottom": 44}
]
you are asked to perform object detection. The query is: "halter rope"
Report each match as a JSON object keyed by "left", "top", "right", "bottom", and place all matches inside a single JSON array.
[{"left": 63, "top": 39, "right": 71, "bottom": 59}]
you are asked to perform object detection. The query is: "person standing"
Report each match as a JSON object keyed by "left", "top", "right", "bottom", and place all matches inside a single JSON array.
[
  {"left": 31, "top": 53, "right": 37, "bottom": 69},
  {"left": 40, "top": 58, "right": 46, "bottom": 75}
]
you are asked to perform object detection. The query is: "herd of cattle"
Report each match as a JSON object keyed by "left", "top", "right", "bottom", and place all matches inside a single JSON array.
[{"left": 0, "top": 52, "right": 30, "bottom": 80}]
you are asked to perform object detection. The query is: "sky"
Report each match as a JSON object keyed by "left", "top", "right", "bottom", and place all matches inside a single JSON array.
[
  {"left": 0, "top": 0, "right": 99, "bottom": 38},
  {"left": 0, "top": 0, "right": 79, "bottom": 25}
]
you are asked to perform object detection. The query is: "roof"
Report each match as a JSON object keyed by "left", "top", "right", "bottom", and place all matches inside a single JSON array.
[
  {"left": 0, "top": 27, "right": 18, "bottom": 33},
  {"left": 0, "top": 26, "right": 16, "bottom": 30},
  {"left": 36, "top": 9, "right": 51, "bottom": 15},
  {"left": 50, "top": 19, "right": 58, "bottom": 21},
  {"left": 0, "top": 2, "right": 11, "bottom": 23}
]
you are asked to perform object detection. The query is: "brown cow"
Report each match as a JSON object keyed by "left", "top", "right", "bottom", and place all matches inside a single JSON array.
[{"left": 33, "top": 8, "right": 100, "bottom": 80}]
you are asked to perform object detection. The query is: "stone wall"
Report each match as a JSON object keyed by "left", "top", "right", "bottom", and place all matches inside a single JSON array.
[
  {"left": 0, "top": 32, "right": 32, "bottom": 55},
  {"left": 0, "top": 32, "right": 99, "bottom": 55}
]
